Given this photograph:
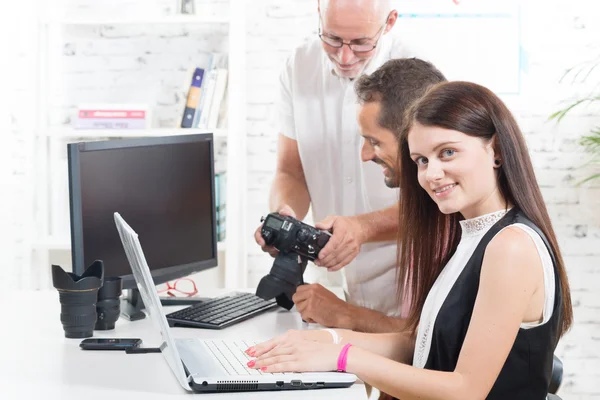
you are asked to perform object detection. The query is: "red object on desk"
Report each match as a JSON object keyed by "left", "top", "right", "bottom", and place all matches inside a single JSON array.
[{"left": 157, "top": 278, "right": 198, "bottom": 298}]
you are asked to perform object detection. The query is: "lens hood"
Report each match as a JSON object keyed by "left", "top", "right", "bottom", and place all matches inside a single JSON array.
[
  {"left": 52, "top": 260, "right": 104, "bottom": 338},
  {"left": 52, "top": 260, "right": 104, "bottom": 292}
]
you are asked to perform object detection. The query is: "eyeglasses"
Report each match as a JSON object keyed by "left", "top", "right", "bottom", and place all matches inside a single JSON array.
[
  {"left": 318, "top": 12, "right": 390, "bottom": 53},
  {"left": 157, "top": 278, "right": 198, "bottom": 298}
]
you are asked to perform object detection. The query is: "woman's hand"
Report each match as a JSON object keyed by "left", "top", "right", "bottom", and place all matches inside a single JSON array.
[
  {"left": 246, "top": 329, "right": 338, "bottom": 356},
  {"left": 245, "top": 329, "right": 343, "bottom": 373},
  {"left": 247, "top": 339, "right": 342, "bottom": 373}
]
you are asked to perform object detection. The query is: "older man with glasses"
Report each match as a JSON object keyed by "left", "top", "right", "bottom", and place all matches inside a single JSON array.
[{"left": 254, "top": 0, "right": 422, "bottom": 334}]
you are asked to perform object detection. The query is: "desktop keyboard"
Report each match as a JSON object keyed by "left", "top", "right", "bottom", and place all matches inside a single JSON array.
[{"left": 165, "top": 292, "right": 278, "bottom": 329}]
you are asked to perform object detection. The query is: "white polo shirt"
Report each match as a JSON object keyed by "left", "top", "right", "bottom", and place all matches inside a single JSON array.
[{"left": 277, "top": 34, "right": 417, "bottom": 317}]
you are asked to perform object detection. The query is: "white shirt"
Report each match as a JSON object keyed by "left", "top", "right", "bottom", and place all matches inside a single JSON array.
[
  {"left": 277, "top": 34, "right": 418, "bottom": 316},
  {"left": 413, "top": 210, "right": 556, "bottom": 368}
]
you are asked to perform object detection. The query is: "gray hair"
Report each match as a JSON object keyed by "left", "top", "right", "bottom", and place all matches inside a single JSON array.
[{"left": 320, "top": 0, "right": 392, "bottom": 21}]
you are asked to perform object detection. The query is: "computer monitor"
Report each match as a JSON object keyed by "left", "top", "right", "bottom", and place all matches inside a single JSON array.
[{"left": 67, "top": 133, "right": 218, "bottom": 320}]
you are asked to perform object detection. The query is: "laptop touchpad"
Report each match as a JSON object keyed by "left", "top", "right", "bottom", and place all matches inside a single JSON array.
[{"left": 177, "top": 339, "right": 225, "bottom": 377}]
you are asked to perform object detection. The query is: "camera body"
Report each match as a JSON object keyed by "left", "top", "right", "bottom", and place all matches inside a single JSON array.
[
  {"left": 256, "top": 213, "right": 331, "bottom": 310},
  {"left": 260, "top": 213, "right": 331, "bottom": 261}
]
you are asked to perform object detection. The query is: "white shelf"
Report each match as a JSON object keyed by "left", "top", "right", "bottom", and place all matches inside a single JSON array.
[
  {"left": 33, "top": 0, "right": 247, "bottom": 289},
  {"left": 43, "top": 127, "right": 228, "bottom": 139},
  {"left": 36, "top": 236, "right": 226, "bottom": 252},
  {"left": 40, "top": 15, "right": 230, "bottom": 26}
]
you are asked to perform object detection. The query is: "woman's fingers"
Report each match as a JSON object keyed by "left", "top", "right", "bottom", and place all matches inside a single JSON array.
[
  {"left": 247, "top": 329, "right": 304, "bottom": 356},
  {"left": 256, "top": 344, "right": 295, "bottom": 360},
  {"left": 247, "top": 337, "right": 278, "bottom": 357},
  {"left": 251, "top": 352, "right": 296, "bottom": 370},
  {"left": 247, "top": 340, "right": 328, "bottom": 374}
]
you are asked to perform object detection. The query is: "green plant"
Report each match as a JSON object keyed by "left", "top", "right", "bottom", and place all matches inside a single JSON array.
[{"left": 549, "top": 56, "right": 600, "bottom": 184}]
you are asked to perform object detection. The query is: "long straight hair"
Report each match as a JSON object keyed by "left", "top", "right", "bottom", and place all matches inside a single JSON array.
[{"left": 397, "top": 81, "right": 573, "bottom": 337}]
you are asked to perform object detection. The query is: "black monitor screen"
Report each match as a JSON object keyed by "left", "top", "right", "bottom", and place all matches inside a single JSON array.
[{"left": 68, "top": 135, "right": 217, "bottom": 289}]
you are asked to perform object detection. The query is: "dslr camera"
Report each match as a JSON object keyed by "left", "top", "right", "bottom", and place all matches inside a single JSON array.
[
  {"left": 260, "top": 213, "right": 331, "bottom": 261},
  {"left": 255, "top": 212, "right": 331, "bottom": 309}
]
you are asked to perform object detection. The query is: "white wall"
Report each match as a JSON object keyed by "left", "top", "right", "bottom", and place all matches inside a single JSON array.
[
  {"left": 3, "top": 0, "right": 599, "bottom": 398},
  {"left": 1, "top": 0, "right": 38, "bottom": 288}
]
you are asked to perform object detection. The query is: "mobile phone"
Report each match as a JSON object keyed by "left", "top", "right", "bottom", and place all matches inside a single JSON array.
[{"left": 79, "top": 338, "right": 143, "bottom": 350}]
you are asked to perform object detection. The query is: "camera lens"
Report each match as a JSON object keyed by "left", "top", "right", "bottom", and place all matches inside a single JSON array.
[
  {"left": 52, "top": 261, "right": 104, "bottom": 339},
  {"left": 95, "top": 276, "right": 122, "bottom": 331},
  {"left": 58, "top": 290, "right": 101, "bottom": 338},
  {"left": 256, "top": 252, "right": 307, "bottom": 310}
]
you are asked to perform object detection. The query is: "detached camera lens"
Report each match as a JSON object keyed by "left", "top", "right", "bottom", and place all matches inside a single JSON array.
[{"left": 52, "top": 261, "right": 104, "bottom": 339}]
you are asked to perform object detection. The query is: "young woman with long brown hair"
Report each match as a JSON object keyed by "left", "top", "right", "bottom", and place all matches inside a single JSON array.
[{"left": 244, "top": 81, "right": 573, "bottom": 400}]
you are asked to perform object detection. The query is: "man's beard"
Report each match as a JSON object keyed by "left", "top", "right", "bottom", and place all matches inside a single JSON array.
[
  {"left": 373, "top": 159, "right": 399, "bottom": 188},
  {"left": 384, "top": 175, "right": 399, "bottom": 188},
  {"left": 329, "top": 56, "right": 369, "bottom": 79}
]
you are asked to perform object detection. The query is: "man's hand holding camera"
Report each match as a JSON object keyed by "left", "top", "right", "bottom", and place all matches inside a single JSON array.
[
  {"left": 254, "top": 207, "right": 366, "bottom": 272},
  {"left": 314, "top": 215, "right": 365, "bottom": 271},
  {"left": 292, "top": 283, "right": 353, "bottom": 328},
  {"left": 254, "top": 208, "right": 404, "bottom": 332}
]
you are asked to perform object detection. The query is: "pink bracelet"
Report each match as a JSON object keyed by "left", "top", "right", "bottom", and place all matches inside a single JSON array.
[{"left": 337, "top": 343, "right": 353, "bottom": 372}]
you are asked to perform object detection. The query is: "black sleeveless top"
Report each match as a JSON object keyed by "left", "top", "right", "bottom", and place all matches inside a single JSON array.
[{"left": 422, "top": 208, "right": 563, "bottom": 399}]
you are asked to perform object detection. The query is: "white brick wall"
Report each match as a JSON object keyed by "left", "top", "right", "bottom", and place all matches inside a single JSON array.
[{"left": 4, "top": 0, "right": 599, "bottom": 397}]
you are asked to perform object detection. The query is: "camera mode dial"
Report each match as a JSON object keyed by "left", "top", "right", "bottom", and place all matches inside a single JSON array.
[{"left": 296, "top": 228, "right": 310, "bottom": 242}]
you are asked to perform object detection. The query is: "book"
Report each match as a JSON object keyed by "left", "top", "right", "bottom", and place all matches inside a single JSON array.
[
  {"left": 76, "top": 103, "right": 149, "bottom": 115},
  {"left": 215, "top": 172, "right": 220, "bottom": 240},
  {"left": 192, "top": 54, "right": 216, "bottom": 128},
  {"left": 74, "top": 103, "right": 150, "bottom": 129},
  {"left": 215, "top": 172, "right": 227, "bottom": 241},
  {"left": 198, "top": 68, "right": 219, "bottom": 129},
  {"left": 207, "top": 69, "right": 228, "bottom": 129},
  {"left": 180, "top": 67, "right": 205, "bottom": 128},
  {"left": 187, "top": 53, "right": 228, "bottom": 130},
  {"left": 78, "top": 110, "right": 147, "bottom": 119},
  {"left": 74, "top": 118, "right": 147, "bottom": 129}
]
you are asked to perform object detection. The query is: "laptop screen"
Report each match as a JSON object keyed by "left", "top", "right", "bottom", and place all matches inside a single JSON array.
[{"left": 113, "top": 212, "right": 192, "bottom": 391}]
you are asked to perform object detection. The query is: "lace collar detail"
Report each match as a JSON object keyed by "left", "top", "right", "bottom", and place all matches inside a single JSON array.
[{"left": 459, "top": 209, "right": 510, "bottom": 237}]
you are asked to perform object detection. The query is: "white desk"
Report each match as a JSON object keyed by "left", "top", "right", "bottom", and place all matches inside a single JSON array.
[{"left": 1, "top": 290, "right": 367, "bottom": 400}]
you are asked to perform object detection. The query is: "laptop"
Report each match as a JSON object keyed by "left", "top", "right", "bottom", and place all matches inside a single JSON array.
[{"left": 113, "top": 212, "right": 357, "bottom": 393}]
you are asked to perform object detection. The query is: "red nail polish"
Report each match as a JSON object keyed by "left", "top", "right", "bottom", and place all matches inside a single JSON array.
[
  {"left": 260, "top": 367, "right": 267, "bottom": 371},
  {"left": 247, "top": 360, "right": 255, "bottom": 367}
]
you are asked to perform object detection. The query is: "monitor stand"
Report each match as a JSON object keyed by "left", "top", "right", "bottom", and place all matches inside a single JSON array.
[{"left": 120, "top": 289, "right": 211, "bottom": 321}]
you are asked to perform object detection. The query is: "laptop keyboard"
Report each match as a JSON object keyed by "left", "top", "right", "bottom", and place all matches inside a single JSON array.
[
  {"left": 165, "top": 292, "right": 278, "bottom": 329},
  {"left": 205, "top": 340, "right": 288, "bottom": 377}
]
